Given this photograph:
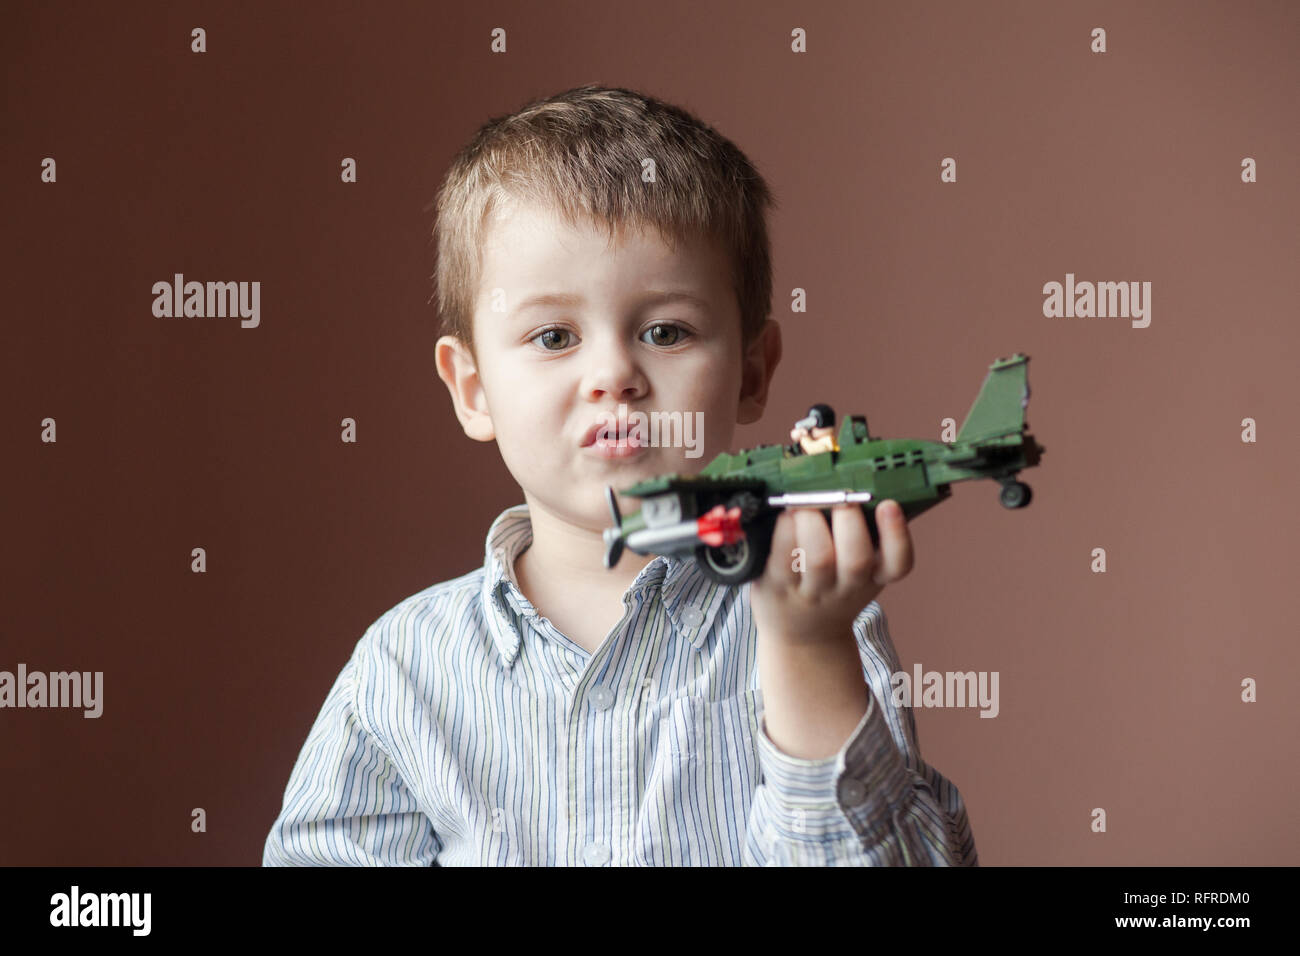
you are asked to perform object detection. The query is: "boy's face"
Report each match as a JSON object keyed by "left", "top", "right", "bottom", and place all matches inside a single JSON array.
[{"left": 436, "top": 198, "right": 780, "bottom": 534}]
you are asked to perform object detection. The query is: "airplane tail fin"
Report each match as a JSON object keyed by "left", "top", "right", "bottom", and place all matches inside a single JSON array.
[{"left": 955, "top": 354, "right": 1031, "bottom": 444}]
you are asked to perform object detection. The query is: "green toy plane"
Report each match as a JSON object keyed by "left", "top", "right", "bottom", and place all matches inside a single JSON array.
[{"left": 602, "top": 352, "right": 1045, "bottom": 585}]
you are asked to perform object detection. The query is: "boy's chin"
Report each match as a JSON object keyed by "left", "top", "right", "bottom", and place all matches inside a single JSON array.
[
  {"left": 579, "top": 457, "right": 689, "bottom": 497},
  {"left": 585, "top": 448, "right": 709, "bottom": 476},
  {"left": 524, "top": 488, "right": 621, "bottom": 529},
  {"left": 528, "top": 454, "right": 711, "bottom": 522}
]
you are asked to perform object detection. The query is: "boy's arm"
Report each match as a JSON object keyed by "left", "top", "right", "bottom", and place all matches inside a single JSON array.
[
  {"left": 263, "top": 639, "right": 440, "bottom": 866},
  {"left": 741, "top": 601, "right": 978, "bottom": 866}
]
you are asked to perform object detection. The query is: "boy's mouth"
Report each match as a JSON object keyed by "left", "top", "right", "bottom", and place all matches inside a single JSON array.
[
  {"left": 581, "top": 417, "right": 629, "bottom": 446},
  {"left": 581, "top": 417, "right": 647, "bottom": 458}
]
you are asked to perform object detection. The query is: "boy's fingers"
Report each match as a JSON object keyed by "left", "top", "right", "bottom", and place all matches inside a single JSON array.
[
  {"left": 831, "top": 503, "right": 875, "bottom": 589},
  {"left": 764, "top": 509, "right": 799, "bottom": 586},
  {"left": 791, "top": 507, "right": 836, "bottom": 594},
  {"left": 871, "top": 500, "right": 914, "bottom": 585}
]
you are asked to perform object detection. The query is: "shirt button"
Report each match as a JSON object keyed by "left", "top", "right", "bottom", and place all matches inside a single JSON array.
[
  {"left": 582, "top": 843, "right": 611, "bottom": 866},
  {"left": 838, "top": 778, "right": 868, "bottom": 806},
  {"left": 679, "top": 604, "right": 705, "bottom": 628},
  {"left": 589, "top": 685, "right": 614, "bottom": 711}
]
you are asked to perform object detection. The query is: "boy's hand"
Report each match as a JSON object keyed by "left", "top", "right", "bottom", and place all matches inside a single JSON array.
[{"left": 749, "top": 500, "right": 913, "bottom": 647}]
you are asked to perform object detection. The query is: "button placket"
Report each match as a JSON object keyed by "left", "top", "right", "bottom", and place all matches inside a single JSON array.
[{"left": 579, "top": 676, "right": 623, "bottom": 864}]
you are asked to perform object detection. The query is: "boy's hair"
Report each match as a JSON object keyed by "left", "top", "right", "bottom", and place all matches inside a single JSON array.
[{"left": 430, "top": 84, "right": 776, "bottom": 360}]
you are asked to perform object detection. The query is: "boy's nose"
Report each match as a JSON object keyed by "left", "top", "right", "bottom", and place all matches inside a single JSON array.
[{"left": 581, "top": 339, "right": 647, "bottom": 402}]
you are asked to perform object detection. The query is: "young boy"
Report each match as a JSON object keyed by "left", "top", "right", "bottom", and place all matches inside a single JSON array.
[{"left": 263, "top": 85, "right": 977, "bottom": 866}]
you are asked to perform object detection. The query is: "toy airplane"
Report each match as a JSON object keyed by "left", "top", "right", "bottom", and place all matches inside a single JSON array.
[{"left": 603, "top": 352, "right": 1045, "bottom": 585}]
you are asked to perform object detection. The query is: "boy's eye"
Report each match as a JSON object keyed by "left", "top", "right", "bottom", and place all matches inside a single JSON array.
[
  {"left": 529, "top": 324, "right": 689, "bottom": 351},
  {"left": 532, "top": 328, "right": 574, "bottom": 351},
  {"left": 641, "top": 324, "right": 687, "bottom": 347}
]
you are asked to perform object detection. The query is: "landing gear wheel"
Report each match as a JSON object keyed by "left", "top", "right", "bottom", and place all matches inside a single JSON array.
[
  {"left": 694, "top": 495, "right": 775, "bottom": 585},
  {"left": 999, "top": 481, "right": 1032, "bottom": 509}
]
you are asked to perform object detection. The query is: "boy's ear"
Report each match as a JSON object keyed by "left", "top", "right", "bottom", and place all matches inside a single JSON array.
[
  {"left": 736, "top": 319, "right": 782, "bottom": 425},
  {"left": 435, "top": 335, "right": 495, "bottom": 442}
]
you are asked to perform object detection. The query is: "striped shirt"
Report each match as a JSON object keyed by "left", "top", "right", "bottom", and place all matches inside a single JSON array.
[{"left": 263, "top": 504, "right": 978, "bottom": 866}]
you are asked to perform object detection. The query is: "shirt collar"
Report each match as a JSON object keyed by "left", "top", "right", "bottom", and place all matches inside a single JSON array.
[{"left": 479, "top": 503, "right": 732, "bottom": 667}]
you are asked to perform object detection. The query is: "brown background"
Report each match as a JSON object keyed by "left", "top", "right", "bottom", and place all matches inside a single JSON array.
[{"left": 2, "top": 0, "right": 1296, "bottom": 865}]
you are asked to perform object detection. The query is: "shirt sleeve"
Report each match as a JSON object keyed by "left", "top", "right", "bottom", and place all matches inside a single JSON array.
[
  {"left": 262, "top": 635, "right": 441, "bottom": 866},
  {"left": 742, "top": 601, "right": 978, "bottom": 866}
]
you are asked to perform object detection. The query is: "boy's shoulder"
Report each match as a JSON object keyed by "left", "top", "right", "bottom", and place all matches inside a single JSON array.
[
  {"left": 349, "top": 504, "right": 533, "bottom": 670},
  {"left": 351, "top": 564, "right": 492, "bottom": 664}
]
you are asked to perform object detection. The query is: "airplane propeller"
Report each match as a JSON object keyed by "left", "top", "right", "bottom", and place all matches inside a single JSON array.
[{"left": 602, "top": 485, "right": 625, "bottom": 569}]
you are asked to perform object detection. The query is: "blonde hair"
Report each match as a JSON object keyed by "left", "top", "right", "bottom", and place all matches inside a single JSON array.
[{"left": 429, "top": 84, "right": 776, "bottom": 358}]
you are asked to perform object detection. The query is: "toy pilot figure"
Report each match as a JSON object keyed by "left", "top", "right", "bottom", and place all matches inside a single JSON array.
[{"left": 790, "top": 403, "right": 840, "bottom": 455}]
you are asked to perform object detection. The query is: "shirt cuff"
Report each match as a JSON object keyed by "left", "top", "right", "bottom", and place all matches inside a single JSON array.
[{"left": 755, "top": 688, "right": 914, "bottom": 846}]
